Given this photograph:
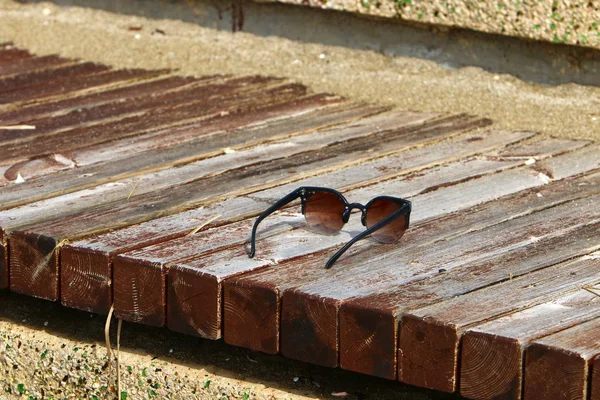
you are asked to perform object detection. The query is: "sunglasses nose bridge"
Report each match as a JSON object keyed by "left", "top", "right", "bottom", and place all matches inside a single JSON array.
[{"left": 343, "top": 203, "right": 367, "bottom": 224}]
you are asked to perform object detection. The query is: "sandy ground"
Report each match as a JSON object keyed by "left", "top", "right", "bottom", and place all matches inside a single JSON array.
[{"left": 0, "top": 1, "right": 598, "bottom": 399}]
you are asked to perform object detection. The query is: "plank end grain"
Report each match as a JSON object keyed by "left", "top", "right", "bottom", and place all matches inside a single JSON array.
[
  {"left": 339, "top": 300, "right": 397, "bottom": 380},
  {"left": 460, "top": 332, "right": 523, "bottom": 400},
  {"left": 280, "top": 290, "right": 339, "bottom": 368},
  {"left": 8, "top": 231, "right": 60, "bottom": 301},
  {"left": 112, "top": 254, "right": 166, "bottom": 326},
  {"left": 398, "top": 314, "right": 459, "bottom": 392},
  {"left": 167, "top": 265, "right": 221, "bottom": 340},
  {"left": 591, "top": 356, "right": 600, "bottom": 400},
  {"left": 524, "top": 343, "right": 588, "bottom": 400},
  {"left": 223, "top": 277, "right": 279, "bottom": 354},
  {"left": 60, "top": 244, "right": 112, "bottom": 314}
]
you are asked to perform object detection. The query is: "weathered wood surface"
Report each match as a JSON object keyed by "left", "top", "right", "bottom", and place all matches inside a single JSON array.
[
  {"left": 339, "top": 170, "right": 600, "bottom": 380},
  {"left": 0, "top": 93, "right": 351, "bottom": 192},
  {"left": 222, "top": 144, "right": 600, "bottom": 368},
  {"left": 112, "top": 131, "right": 532, "bottom": 327},
  {"left": 591, "top": 352, "right": 600, "bottom": 400},
  {"left": 0, "top": 54, "right": 73, "bottom": 77},
  {"left": 460, "top": 279, "right": 600, "bottom": 400},
  {"left": 524, "top": 300, "right": 600, "bottom": 400},
  {"left": 7, "top": 111, "right": 481, "bottom": 300},
  {"left": 2, "top": 47, "right": 600, "bottom": 400}
]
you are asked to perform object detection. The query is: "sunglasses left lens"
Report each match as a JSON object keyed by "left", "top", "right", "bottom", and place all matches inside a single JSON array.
[
  {"left": 365, "top": 198, "right": 407, "bottom": 243},
  {"left": 304, "top": 191, "right": 345, "bottom": 234}
]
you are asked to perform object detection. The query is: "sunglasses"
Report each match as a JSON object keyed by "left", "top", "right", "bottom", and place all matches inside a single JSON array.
[{"left": 248, "top": 187, "right": 411, "bottom": 269}]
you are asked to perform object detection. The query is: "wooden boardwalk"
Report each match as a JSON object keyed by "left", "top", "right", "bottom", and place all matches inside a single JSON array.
[{"left": 1, "top": 44, "right": 599, "bottom": 400}]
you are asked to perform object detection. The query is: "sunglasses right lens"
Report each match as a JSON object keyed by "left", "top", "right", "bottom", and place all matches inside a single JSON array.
[
  {"left": 304, "top": 191, "right": 345, "bottom": 234},
  {"left": 366, "top": 198, "right": 407, "bottom": 243}
]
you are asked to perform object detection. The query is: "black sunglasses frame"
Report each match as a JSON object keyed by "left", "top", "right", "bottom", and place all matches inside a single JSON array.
[{"left": 248, "top": 186, "right": 411, "bottom": 269}]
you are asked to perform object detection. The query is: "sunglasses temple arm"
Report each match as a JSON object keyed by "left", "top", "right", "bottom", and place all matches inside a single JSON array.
[
  {"left": 325, "top": 202, "right": 411, "bottom": 269},
  {"left": 249, "top": 189, "right": 303, "bottom": 258}
]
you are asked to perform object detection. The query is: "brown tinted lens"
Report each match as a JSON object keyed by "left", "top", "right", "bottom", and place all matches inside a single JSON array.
[
  {"left": 365, "top": 198, "right": 406, "bottom": 243},
  {"left": 304, "top": 191, "right": 345, "bottom": 234}
]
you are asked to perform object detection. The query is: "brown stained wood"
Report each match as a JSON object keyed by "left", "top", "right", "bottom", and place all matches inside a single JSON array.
[
  {"left": 13, "top": 108, "right": 442, "bottom": 300},
  {"left": 524, "top": 312, "right": 600, "bottom": 400},
  {"left": 338, "top": 171, "right": 600, "bottom": 380},
  {"left": 60, "top": 197, "right": 265, "bottom": 314},
  {"left": 460, "top": 285, "right": 600, "bottom": 400},
  {"left": 0, "top": 128, "right": 528, "bottom": 251},
  {"left": 56, "top": 104, "right": 387, "bottom": 313},
  {"left": 0, "top": 75, "right": 200, "bottom": 129},
  {"left": 0, "top": 62, "right": 110, "bottom": 94},
  {"left": 222, "top": 144, "right": 599, "bottom": 367},
  {"left": 591, "top": 355, "right": 600, "bottom": 400},
  {"left": 0, "top": 74, "right": 224, "bottom": 145},
  {"left": 0, "top": 93, "right": 354, "bottom": 197},
  {"left": 0, "top": 81, "right": 306, "bottom": 164},
  {"left": 113, "top": 214, "right": 304, "bottom": 326},
  {"left": 0, "top": 55, "right": 74, "bottom": 78},
  {"left": 170, "top": 221, "right": 364, "bottom": 341},
  {"left": 52, "top": 110, "right": 451, "bottom": 309},
  {"left": 397, "top": 241, "right": 600, "bottom": 394},
  {"left": 0, "top": 103, "right": 392, "bottom": 233},
  {"left": 0, "top": 75, "right": 275, "bottom": 145},
  {"left": 0, "top": 48, "right": 33, "bottom": 65},
  {"left": 0, "top": 67, "right": 164, "bottom": 106}
]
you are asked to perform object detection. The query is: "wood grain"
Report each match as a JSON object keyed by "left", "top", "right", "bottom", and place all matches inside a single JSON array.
[
  {"left": 0, "top": 62, "right": 109, "bottom": 94},
  {"left": 222, "top": 143, "right": 598, "bottom": 368},
  {"left": 591, "top": 355, "right": 600, "bottom": 400},
  {"left": 524, "top": 309, "right": 600, "bottom": 400},
  {"left": 0, "top": 81, "right": 306, "bottom": 164},
  {"left": 6, "top": 111, "right": 465, "bottom": 301},
  {"left": 0, "top": 67, "right": 164, "bottom": 106},
  {"left": 460, "top": 284, "right": 600, "bottom": 400},
  {"left": 338, "top": 170, "right": 600, "bottom": 380},
  {"left": 0, "top": 93, "right": 353, "bottom": 199},
  {"left": 397, "top": 230, "right": 600, "bottom": 393},
  {"left": 0, "top": 54, "right": 73, "bottom": 78},
  {"left": 0, "top": 75, "right": 198, "bottom": 130},
  {"left": 57, "top": 103, "right": 381, "bottom": 314}
]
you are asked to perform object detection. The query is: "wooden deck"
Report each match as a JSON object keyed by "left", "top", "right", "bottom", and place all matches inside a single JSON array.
[{"left": 1, "top": 44, "right": 599, "bottom": 400}]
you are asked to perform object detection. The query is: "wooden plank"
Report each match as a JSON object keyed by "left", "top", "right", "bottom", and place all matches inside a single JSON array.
[
  {"left": 0, "top": 54, "right": 74, "bottom": 78},
  {"left": 524, "top": 306, "right": 600, "bottom": 400},
  {"left": 0, "top": 74, "right": 214, "bottom": 146},
  {"left": 0, "top": 75, "right": 273, "bottom": 146},
  {"left": 0, "top": 93, "right": 350, "bottom": 193},
  {"left": 0, "top": 67, "right": 166, "bottom": 106},
  {"left": 0, "top": 129, "right": 533, "bottom": 250},
  {"left": 61, "top": 119, "right": 512, "bottom": 312},
  {"left": 0, "top": 47, "right": 33, "bottom": 65},
  {"left": 7, "top": 110, "right": 458, "bottom": 301},
  {"left": 0, "top": 62, "right": 110, "bottom": 94},
  {"left": 56, "top": 103, "right": 384, "bottom": 312},
  {"left": 109, "top": 114, "right": 488, "bottom": 323},
  {"left": 222, "top": 144, "right": 599, "bottom": 366},
  {"left": 114, "top": 130, "right": 534, "bottom": 329},
  {"left": 460, "top": 282, "right": 600, "bottom": 400},
  {"left": 591, "top": 353, "right": 600, "bottom": 400},
  {"left": 60, "top": 196, "right": 265, "bottom": 313},
  {"left": 0, "top": 103, "right": 388, "bottom": 229},
  {"left": 114, "top": 212, "right": 304, "bottom": 326},
  {"left": 0, "top": 75, "right": 200, "bottom": 129},
  {"left": 0, "top": 81, "right": 305, "bottom": 165},
  {"left": 396, "top": 226, "right": 600, "bottom": 394},
  {"left": 168, "top": 217, "right": 369, "bottom": 339},
  {"left": 338, "top": 172, "right": 600, "bottom": 380}
]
